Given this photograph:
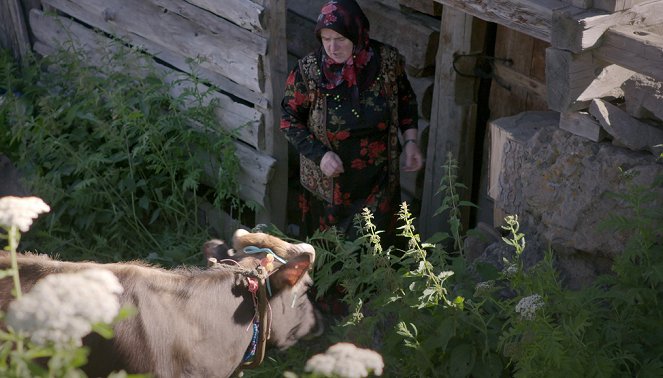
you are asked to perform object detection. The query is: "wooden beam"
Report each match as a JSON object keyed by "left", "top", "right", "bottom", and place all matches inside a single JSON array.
[
  {"left": 255, "top": 0, "right": 288, "bottom": 228},
  {"left": 43, "top": 0, "right": 266, "bottom": 94},
  {"left": 0, "top": 0, "right": 31, "bottom": 62},
  {"left": 545, "top": 47, "right": 634, "bottom": 112},
  {"left": 286, "top": 7, "right": 319, "bottom": 59},
  {"left": 434, "top": 0, "right": 570, "bottom": 43},
  {"left": 360, "top": 0, "right": 440, "bottom": 75},
  {"left": 552, "top": 0, "right": 663, "bottom": 52},
  {"left": 399, "top": 0, "right": 443, "bottom": 17},
  {"left": 419, "top": 8, "right": 484, "bottom": 241},
  {"left": 593, "top": 0, "right": 649, "bottom": 12},
  {"left": 30, "top": 10, "right": 265, "bottom": 150},
  {"left": 184, "top": 0, "right": 266, "bottom": 33},
  {"left": 493, "top": 60, "right": 548, "bottom": 100},
  {"left": 31, "top": 10, "right": 275, "bottom": 207},
  {"left": 593, "top": 23, "right": 663, "bottom": 82}
]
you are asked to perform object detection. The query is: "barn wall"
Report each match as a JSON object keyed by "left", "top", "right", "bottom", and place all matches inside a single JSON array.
[{"left": 9, "top": 0, "right": 288, "bottom": 240}]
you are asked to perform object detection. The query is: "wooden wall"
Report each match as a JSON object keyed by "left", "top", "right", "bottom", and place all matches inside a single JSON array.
[{"left": 3, "top": 0, "right": 288, "bottom": 240}]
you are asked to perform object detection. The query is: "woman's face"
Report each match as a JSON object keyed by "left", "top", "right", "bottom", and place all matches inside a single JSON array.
[{"left": 320, "top": 28, "right": 354, "bottom": 64}]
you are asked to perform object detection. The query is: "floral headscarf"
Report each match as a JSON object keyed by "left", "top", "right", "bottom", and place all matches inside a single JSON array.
[{"left": 314, "top": 0, "right": 374, "bottom": 91}]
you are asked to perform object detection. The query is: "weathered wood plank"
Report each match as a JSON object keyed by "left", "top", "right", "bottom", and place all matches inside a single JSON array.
[
  {"left": 31, "top": 10, "right": 273, "bottom": 207},
  {"left": 30, "top": 10, "right": 264, "bottom": 150},
  {"left": 408, "top": 75, "right": 434, "bottom": 120},
  {"left": 183, "top": 0, "right": 266, "bottom": 33},
  {"left": 287, "top": 0, "right": 324, "bottom": 20},
  {"left": 593, "top": 0, "right": 649, "bottom": 12},
  {"left": 42, "top": 0, "right": 264, "bottom": 93},
  {"left": 399, "top": 0, "right": 443, "bottom": 16},
  {"left": 198, "top": 141, "right": 276, "bottom": 207},
  {"left": 286, "top": 7, "right": 320, "bottom": 59},
  {"left": 435, "top": 0, "right": 570, "bottom": 43},
  {"left": 562, "top": 0, "right": 593, "bottom": 8},
  {"left": 152, "top": 0, "right": 267, "bottom": 54},
  {"left": 0, "top": 0, "right": 31, "bottom": 62},
  {"left": 593, "top": 23, "right": 663, "bottom": 82},
  {"left": 546, "top": 47, "right": 634, "bottom": 112},
  {"left": 493, "top": 61, "right": 548, "bottom": 100},
  {"left": 552, "top": 1, "right": 663, "bottom": 52},
  {"left": 36, "top": 40, "right": 273, "bottom": 206},
  {"left": 489, "top": 25, "right": 549, "bottom": 121},
  {"left": 255, "top": 0, "right": 288, "bottom": 228},
  {"left": 360, "top": 0, "right": 440, "bottom": 74},
  {"left": 551, "top": 6, "right": 614, "bottom": 52},
  {"left": 198, "top": 200, "right": 248, "bottom": 242},
  {"left": 420, "top": 8, "right": 484, "bottom": 240}
]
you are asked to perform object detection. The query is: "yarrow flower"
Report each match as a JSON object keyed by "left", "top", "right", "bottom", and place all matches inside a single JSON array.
[
  {"left": 0, "top": 196, "right": 50, "bottom": 232},
  {"left": 305, "top": 342, "right": 384, "bottom": 378},
  {"left": 474, "top": 280, "right": 495, "bottom": 297},
  {"left": 515, "top": 294, "right": 544, "bottom": 320},
  {"left": 503, "top": 263, "right": 518, "bottom": 278},
  {"left": 6, "top": 268, "right": 124, "bottom": 346}
]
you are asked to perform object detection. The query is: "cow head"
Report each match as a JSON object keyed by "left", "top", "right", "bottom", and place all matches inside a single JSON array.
[{"left": 204, "top": 229, "right": 323, "bottom": 350}]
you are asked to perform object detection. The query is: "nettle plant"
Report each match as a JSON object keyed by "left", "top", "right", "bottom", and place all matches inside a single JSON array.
[
  {"left": 0, "top": 45, "right": 243, "bottom": 265},
  {"left": 251, "top": 156, "right": 662, "bottom": 378}
]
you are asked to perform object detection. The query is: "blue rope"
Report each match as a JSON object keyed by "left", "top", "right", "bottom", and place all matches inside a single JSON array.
[
  {"left": 242, "top": 321, "right": 259, "bottom": 363},
  {"left": 243, "top": 246, "right": 288, "bottom": 264}
]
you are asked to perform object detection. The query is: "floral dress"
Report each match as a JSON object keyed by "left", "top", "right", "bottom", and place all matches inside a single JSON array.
[{"left": 281, "top": 42, "right": 418, "bottom": 241}]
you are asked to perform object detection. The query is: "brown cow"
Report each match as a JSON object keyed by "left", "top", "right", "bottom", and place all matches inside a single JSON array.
[{"left": 0, "top": 229, "right": 323, "bottom": 377}]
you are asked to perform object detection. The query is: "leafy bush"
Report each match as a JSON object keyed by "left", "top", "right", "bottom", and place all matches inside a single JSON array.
[
  {"left": 251, "top": 156, "right": 662, "bottom": 378},
  {"left": 0, "top": 46, "right": 242, "bottom": 265}
]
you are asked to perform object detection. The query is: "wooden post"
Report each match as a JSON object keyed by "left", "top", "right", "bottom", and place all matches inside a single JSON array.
[
  {"left": 419, "top": 7, "right": 484, "bottom": 241},
  {"left": 255, "top": 0, "right": 288, "bottom": 230},
  {"left": 0, "top": 0, "right": 32, "bottom": 62}
]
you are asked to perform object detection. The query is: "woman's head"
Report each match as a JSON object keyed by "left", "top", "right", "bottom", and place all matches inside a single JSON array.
[
  {"left": 315, "top": 0, "right": 370, "bottom": 62},
  {"left": 319, "top": 28, "right": 353, "bottom": 64}
]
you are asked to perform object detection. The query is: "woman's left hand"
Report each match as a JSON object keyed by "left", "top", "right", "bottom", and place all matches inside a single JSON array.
[{"left": 402, "top": 142, "right": 423, "bottom": 172}]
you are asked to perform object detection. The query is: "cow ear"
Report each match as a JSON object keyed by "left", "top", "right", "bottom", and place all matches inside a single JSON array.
[
  {"left": 270, "top": 253, "right": 313, "bottom": 290},
  {"left": 203, "top": 239, "right": 234, "bottom": 266}
]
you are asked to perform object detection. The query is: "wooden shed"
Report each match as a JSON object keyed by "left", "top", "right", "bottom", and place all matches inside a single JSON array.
[
  {"left": 286, "top": 0, "right": 663, "bottom": 245},
  {"left": 2, "top": 0, "right": 662, "bottom": 246}
]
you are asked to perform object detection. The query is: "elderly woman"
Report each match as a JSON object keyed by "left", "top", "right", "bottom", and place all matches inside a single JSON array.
[{"left": 280, "top": 0, "right": 422, "bottom": 245}]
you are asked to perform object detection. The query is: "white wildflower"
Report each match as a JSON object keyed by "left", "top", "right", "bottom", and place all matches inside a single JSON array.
[
  {"left": 474, "top": 280, "right": 494, "bottom": 296},
  {"left": 305, "top": 342, "right": 384, "bottom": 378},
  {"left": 515, "top": 294, "right": 544, "bottom": 320},
  {"left": 0, "top": 196, "right": 50, "bottom": 232},
  {"left": 6, "top": 268, "right": 123, "bottom": 346},
  {"left": 503, "top": 263, "right": 518, "bottom": 277}
]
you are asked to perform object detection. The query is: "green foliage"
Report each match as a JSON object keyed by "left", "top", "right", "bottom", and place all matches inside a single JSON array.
[
  {"left": 255, "top": 155, "right": 662, "bottom": 378},
  {"left": 0, "top": 46, "right": 243, "bottom": 265}
]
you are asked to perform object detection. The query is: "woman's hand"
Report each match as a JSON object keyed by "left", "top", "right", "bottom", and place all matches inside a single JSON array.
[
  {"left": 320, "top": 151, "right": 345, "bottom": 177},
  {"left": 402, "top": 141, "right": 423, "bottom": 172}
]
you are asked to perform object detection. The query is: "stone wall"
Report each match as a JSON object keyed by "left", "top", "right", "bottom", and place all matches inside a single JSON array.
[{"left": 475, "top": 73, "right": 663, "bottom": 289}]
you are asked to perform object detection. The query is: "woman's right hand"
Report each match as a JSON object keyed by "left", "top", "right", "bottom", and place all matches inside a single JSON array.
[{"left": 320, "top": 151, "right": 344, "bottom": 177}]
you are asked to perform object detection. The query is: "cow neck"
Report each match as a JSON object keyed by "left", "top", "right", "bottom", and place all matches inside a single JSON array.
[
  {"left": 238, "top": 246, "right": 289, "bottom": 371},
  {"left": 212, "top": 258, "right": 273, "bottom": 372},
  {"left": 241, "top": 271, "right": 270, "bottom": 369}
]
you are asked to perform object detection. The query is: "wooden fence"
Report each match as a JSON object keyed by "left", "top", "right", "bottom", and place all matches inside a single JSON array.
[{"left": 3, "top": 0, "right": 288, "bottom": 240}]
